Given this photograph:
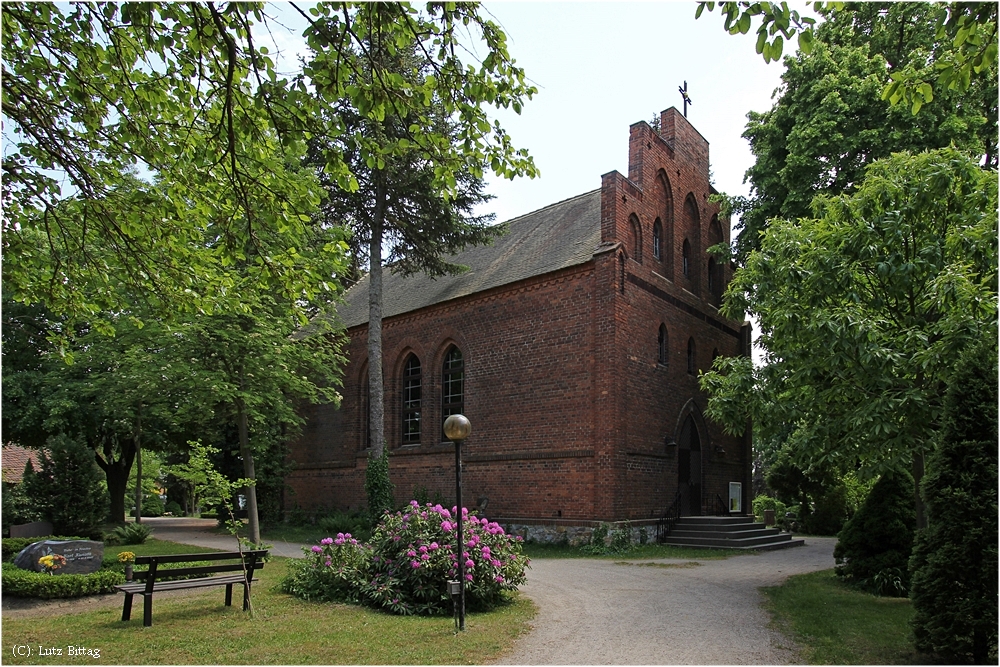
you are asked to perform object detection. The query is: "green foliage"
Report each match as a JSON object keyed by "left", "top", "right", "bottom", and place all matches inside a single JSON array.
[
  {"left": 703, "top": 149, "right": 998, "bottom": 491},
  {"left": 834, "top": 470, "right": 915, "bottom": 595},
  {"left": 706, "top": 3, "right": 996, "bottom": 264},
  {"left": 1, "top": 479, "right": 40, "bottom": 535},
  {"left": 22, "top": 435, "right": 108, "bottom": 538},
  {"left": 110, "top": 523, "right": 152, "bottom": 546},
  {"left": 134, "top": 494, "right": 165, "bottom": 518},
  {"left": 752, "top": 495, "right": 787, "bottom": 522},
  {"left": 910, "top": 337, "right": 998, "bottom": 664},
  {"left": 283, "top": 501, "right": 529, "bottom": 616},
  {"left": 1, "top": 562, "right": 124, "bottom": 599},
  {"left": 697, "top": 2, "right": 997, "bottom": 118},
  {"left": 281, "top": 533, "right": 371, "bottom": 604},
  {"left": 364, "top": 449, "right": 395, "bottom": 523},
  {"left": 2, "top": 3, "right": 536, "bottom": 337},
  {"left": 581, "top": 522, "right": 634, "bottom": 555},
  {"left": 804, "top": 483, "right": 849, "bottom": 536},
  {"left": 317, "top": 510, "right": 373, "bottom": 544}
]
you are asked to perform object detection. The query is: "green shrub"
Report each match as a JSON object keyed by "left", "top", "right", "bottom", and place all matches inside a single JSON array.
[
  {"left": 3, "top": 536, "right": 88, "bottom": 562},
  {"left": 581, "top": 522, "right": 633, "bottom": 555},
  {"left": 752, "top": 495, "right": 787, "bottom": 523},
  {"left": 804, "top": 482, "right": 849, "bottom": 536},
  {"left": 317, "top": 510, "right": 372, "bottom": 543},
  {"left": 110, "top": 523, "right": 152, "bottom": 545},
  {"left": 834, "top": 470, "right": 914, "bottom": 595},
  {"left": 164, "top": 500, "right": 183, "bottom": 516},
  {"left": 1, "top": 562, "right": 124, "bottom": 598},
  {"left": 281, "top": 533, "right": 371, "bottom": 604},
  {"left": 133, "top": 494, "right": 165, "bottom": 518},
  {"left": 22, "top": 435, "right": 107, "bottom": 538},
  {"left": 364, "top": 449, "right": 395, "bottom": 523},
  {"left": 910, "top": 337, "right": 998, "bottom": 664},
  {"left": 284, "top": 501, "right": 529, "bottom": 616},
  {"left": 364, "top": 502, "right": 527, "bottom": 614}
]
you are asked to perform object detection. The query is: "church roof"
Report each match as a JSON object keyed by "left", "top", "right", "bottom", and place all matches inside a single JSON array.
[{"left": 336, "top": 189, "right": 603, "bottom": 329}]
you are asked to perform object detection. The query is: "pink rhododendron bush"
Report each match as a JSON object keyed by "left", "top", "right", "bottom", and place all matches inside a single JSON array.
[{"left": 281, "top": 501, "right": 529, "bottom": 615}]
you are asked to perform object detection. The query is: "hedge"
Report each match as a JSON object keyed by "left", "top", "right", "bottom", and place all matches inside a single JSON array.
[{"left": 1, "top": 562, "right": 124, "bottom": 598}]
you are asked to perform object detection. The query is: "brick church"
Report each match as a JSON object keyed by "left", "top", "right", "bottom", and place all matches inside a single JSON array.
[{"left": 286, "top": 107, "right": 752, "bottom": 539}]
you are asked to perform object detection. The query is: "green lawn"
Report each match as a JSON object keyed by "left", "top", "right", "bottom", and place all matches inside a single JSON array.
[
  {"left": 763, "top": 569, "right": 929, "bottom": 665},
  {"left": 2, "top": 556, "right": 534, "bottom": 665}
]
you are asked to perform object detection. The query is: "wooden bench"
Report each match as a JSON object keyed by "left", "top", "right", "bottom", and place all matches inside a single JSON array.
[{"left": 115, "top": 550, "right": 267, "bottom": 627}]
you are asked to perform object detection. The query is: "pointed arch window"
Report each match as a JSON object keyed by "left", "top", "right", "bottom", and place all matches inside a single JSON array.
[
  {"left": 707, "top": 256, "right": 716, "bottom": 293},
  {"left": 629, "top": 214, "right": 643, "bottom": 263},
  {"left": 658, "top": 325, "right": 668, "bottom": 365},
  {"left": 687, "top": 338, "right": 696, "bottom": 375},
  {"left": 653, "top": 219, "right": 662, "bottom": 260},
  {"left": 682, "top": 239, "right": 691, "bottom": 277},
  {"left": 402, "top": 354, "right": 421, "bottom": 444},
  {"left": 442, "top": 346, "right": 464, "bottom": 438}
]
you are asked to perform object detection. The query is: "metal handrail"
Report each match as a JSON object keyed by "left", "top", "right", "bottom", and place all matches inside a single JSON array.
[
  {"left": 656, "top": 491, "right": 683, "bottom": 542},
  {"left": 713, "top": 493, "right": 729, "bottom": 516}
]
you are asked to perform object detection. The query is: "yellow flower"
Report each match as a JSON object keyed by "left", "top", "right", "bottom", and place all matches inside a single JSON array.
[
  {"left": 38, "top": 554, "right": 66, "bottom": 571},
  {"left": 118, "top": 551, "right": 136, "bottom": 563}
]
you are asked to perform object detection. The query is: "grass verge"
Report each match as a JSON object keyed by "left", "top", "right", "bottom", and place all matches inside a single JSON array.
[
  {"left": 2, "top": 556, "right": 535, "bottom": 665},
  {"left": 762, "top": 568, "right": 926, "bottom": 665}
]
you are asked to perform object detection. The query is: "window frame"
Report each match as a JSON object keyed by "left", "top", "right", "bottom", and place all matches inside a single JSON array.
[
  {"left": 401, "top": 354, "right": 422, "bottom": 445},
  {"left": 441, "top": 346, "right": 464, "bottom": 440}
]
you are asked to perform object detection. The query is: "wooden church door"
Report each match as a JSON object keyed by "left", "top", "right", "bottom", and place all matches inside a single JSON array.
[{"left": 677, "top": 414, "right": 702, "bottom": 516}]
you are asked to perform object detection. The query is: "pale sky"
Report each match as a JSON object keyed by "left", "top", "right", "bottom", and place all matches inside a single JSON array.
[
  {"left": 474, "top": 2, "right": 798, "bottom": 231},
  {"left": 260, "top": 1, "right": 810, "bottom": 236}
]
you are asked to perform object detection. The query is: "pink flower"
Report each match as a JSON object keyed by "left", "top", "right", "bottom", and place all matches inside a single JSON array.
[
  {"left": 421, "top": 553, "right": 430, "bottom": 561},
  {"left": 465, "top": 573, "right": 473, "bottom": 581},
  {"left": 321, "top": 537, "right": 334, "bottom": 545},
  {"left": 465, "top": 559, "right": 475, "bottom": 568},
  {"left": 481, "top": 546, "right": 491, "bottom": 557},
  {"left": 419, "top": 545, "right": 428, "bottom": 553},
  {"left": 441, "top": 521, "right": 453, "bottom": 532},
  {"left": 494, "top": 575, "right": 504, "bottom": 583},
  {"left": 311, "top": 545, "right": 323, "bottom": 553},
  {"left": 411, "top": 561, "right": 421, "bottom": 568},
  {"left": 429, "top": 542, "right": 439, "bottom": 550},
  {"left": 410, "top": 500, "right": 419, "bottom": 507}
]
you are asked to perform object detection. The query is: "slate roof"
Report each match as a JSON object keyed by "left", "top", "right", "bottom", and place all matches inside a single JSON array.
[{"left": 336, "top": 189, "right": 603, "bottom": 329}]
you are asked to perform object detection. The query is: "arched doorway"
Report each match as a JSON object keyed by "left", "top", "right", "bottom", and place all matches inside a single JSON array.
[{"left": 677, "top": 414, "right": 702, "bottom": 516}]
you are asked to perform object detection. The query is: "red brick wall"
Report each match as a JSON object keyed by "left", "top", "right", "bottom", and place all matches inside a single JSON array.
[{"left": 286, "top": 107, "right": 750, "bottom": 524}]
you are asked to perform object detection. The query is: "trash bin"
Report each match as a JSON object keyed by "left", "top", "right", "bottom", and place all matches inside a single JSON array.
[{"left": 763, "top": 509, "right": 776, "bottom": 526}]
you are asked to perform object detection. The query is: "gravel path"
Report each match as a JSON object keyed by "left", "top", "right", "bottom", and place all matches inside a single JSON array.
[{"left": 495, "top": 537, "right": 837, "bottom": 665}]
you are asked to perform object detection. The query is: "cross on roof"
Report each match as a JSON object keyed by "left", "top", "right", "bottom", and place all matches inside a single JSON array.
[{"left": 678, "top": 81, "right": 693, "bottom": 118}]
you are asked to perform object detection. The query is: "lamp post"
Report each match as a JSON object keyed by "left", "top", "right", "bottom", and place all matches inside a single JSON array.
[{"left": 443, "top": 413, "right": 471, "bottom": 631}]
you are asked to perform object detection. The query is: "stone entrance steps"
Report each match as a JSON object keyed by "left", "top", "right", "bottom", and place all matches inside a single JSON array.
[{"left": 660, "top": 515, "right": 804, "bottom": 551}]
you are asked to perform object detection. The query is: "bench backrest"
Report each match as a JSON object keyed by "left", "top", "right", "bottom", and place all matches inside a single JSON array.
[{"left": 132, "top": 550, "right": 267, "bottom": 583}]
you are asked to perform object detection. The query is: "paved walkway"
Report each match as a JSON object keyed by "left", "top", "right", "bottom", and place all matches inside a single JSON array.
[
  {"left": 495, "top": 537, "right": 838, "bottom": 665},
  {"left": 139, "top": 517, "right": 310, "bottom": 558}
]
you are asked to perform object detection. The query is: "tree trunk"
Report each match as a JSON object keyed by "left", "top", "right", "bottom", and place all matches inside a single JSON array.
[
  {"left": 237, "top": 397, "right": 261, "bottom": 545},
  {"left": 95, "top": 441, "right": 136, "bottom": 525},
  {"left": 368, "top": 171, "right": 387, "bottom": 458},
  {"left": 134, "top": 409, "right": 143, "bottom": 524}
]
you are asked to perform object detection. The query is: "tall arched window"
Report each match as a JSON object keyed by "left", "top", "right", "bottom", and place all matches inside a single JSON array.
[
  {"left": 402, "top": 354, "right": 421, "bottom": 444},
  {"left": 441, "top": 346, "right": 464, "bottom": 438},
  {"left": 658, "top": 325, "right": 668, "bottom": 365},
  {"left": 707, "top": 256, "right": 716, "bottom": 293},
  {"left": 653, "top": 219, "right": 662, "bottom": 260},
  {"left": 629, "top": 214, "right": 642, "bottom": 263},
  {"left": 682, "top": 239, "right": 691, "bottom": 277},
  {"left": 687, "top": 338, "right": 696, "bottom": 375}
]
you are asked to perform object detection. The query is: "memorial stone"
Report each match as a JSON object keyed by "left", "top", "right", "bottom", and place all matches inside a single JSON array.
[{"left": 13, "top": 540, "right": 104, "bottom": 575}]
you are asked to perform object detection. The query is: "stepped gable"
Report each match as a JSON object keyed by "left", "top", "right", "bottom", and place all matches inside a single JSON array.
[{"left": 336, "top": 189, "right": 602, "bottom": 328}]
